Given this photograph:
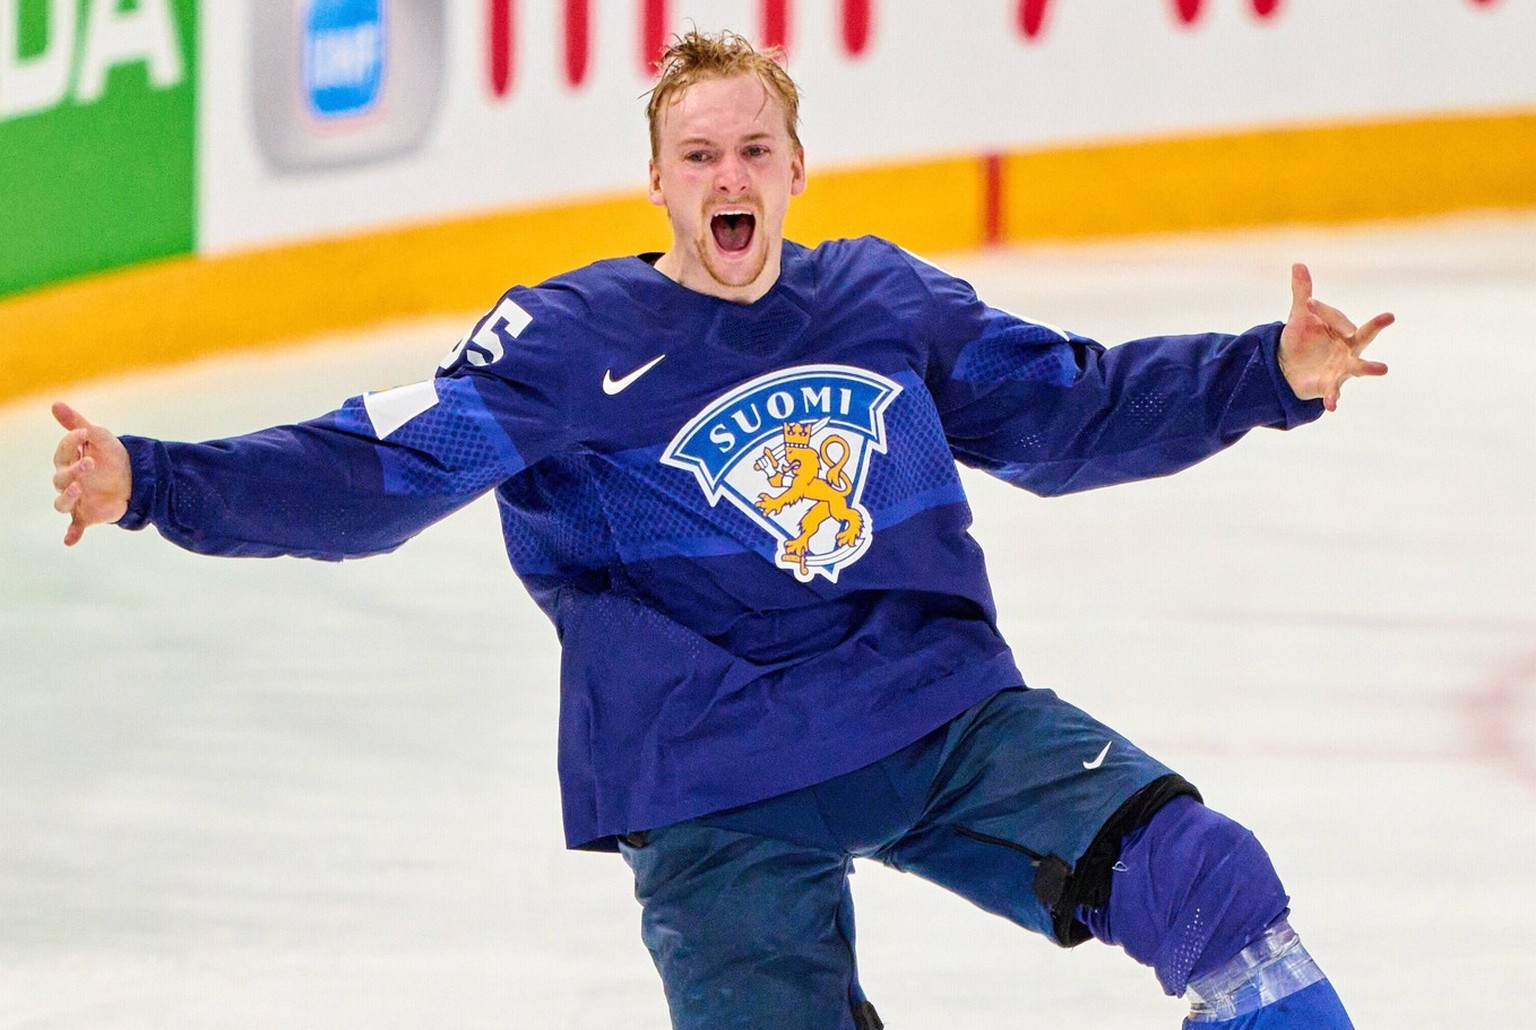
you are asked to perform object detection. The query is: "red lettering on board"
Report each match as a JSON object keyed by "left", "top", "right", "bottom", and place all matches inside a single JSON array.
[
  {"left": 488, "top": 0, "right": 874, "bottom": 99},
  {"left": 843, "top": 0, "right": 873, "bottom": 55},
  {"left": 1173, "top": 0, "right": 1285, "bottom": 24},
  {"left": 490, "top": 1, "right": 1499, "bottom": 94},
  {"left": 565, "top": 0, "right": 590, "bottom": 87},
  {"left": 763, "top": 1, "right": 873, "bottom": 58},
  {"left": 643, "top": 0, "right": 669, "bottom": 75},
  {"left": 488, "top": 0, "right": 513, "bottom": 96},
  {"left": 1020, "top": 0, "right": 1285, "bottom": 41},
  {"left": 762, "top": 0, "right": 790, "bottom": 52}
]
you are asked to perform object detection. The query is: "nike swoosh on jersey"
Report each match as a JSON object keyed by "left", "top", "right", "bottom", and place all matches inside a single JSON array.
[
  {"left": 602, "top": 354, "right": 667, "bottom": 395},
  {"left": 1083, "top": 742, "right": 1112, "bottom": 770}
]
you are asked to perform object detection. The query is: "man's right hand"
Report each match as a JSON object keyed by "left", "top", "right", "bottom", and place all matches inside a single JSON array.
[{"left": 52, "top": 402, "right": 132, "bottom": 547}]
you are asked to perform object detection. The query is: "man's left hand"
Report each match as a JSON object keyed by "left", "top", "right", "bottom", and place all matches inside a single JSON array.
[{"left": 1279, "top": 263, "right": 1394, "bottom": 412}]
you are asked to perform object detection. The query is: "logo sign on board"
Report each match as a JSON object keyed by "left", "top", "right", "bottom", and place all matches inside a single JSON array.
[
  {"left": 0, "top": 0, "right": 196, "bottom": 298},
  {"left": 252, "top": 0, "right": 443, "bottom": 172},
  {"left": 302, "top": 0, "right": 386, "bottom": 120}
]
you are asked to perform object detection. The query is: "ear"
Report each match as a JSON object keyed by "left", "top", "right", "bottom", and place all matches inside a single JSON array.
[
  {"left": 648, "top": 158, "right": 665, "bottom": 207},
  {"left": 789, "top": 146, "right": 806, "bottom": 197}
]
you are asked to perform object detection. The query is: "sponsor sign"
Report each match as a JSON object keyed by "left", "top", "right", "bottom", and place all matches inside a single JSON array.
[
  {"left": 0, "top": 0, "right": 196, "bottom": 297},
  {"left": 199, "top": 0, "right": 1536, "bottom": 256},
  {"left": 250, "top": 0, "right": 445, "bottom": 172}
]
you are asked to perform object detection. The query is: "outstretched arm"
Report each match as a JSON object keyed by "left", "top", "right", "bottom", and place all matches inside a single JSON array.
[
  {"left": 46, "top": 287, "right": 581, "bottom": 561},
  {"left": 1278, "top": 263, "right": 1394, "bottom": 412},
  {"left": 52, "top": 402, "right": 131, "bottom": 547}
]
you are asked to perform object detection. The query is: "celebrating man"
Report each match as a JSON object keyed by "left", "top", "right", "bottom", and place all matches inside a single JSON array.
[{"left": 54, "top": 30, "right": 1391, "bottom": 1030}]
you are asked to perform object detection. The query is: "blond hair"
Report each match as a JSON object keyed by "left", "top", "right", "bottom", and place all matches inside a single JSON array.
[{"left": 646, "top": 29, "right": 803, "bottom": 159}]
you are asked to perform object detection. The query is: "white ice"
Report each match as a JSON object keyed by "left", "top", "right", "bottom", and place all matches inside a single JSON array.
[{"left": 3, "top": 213, "right": 1534, "bottom": 1028}]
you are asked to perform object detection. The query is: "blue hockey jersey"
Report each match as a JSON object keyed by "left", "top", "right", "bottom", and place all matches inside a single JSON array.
[{"left": 118, "top": 237, "right": 1322, "bottom": 850}]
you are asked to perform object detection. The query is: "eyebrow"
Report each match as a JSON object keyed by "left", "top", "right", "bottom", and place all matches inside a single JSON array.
[{"left": 677, "top": 131, "right": 774, "bottom": 148}]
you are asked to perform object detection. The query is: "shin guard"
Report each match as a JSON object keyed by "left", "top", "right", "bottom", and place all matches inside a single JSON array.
[{"left": 1076, "top": 795, "right": 1291, "bottom": 996}]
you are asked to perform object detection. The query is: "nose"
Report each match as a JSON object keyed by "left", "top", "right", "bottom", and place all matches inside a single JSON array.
[{"left": 714, "top": 152, "right": 748, "bottom": 195}]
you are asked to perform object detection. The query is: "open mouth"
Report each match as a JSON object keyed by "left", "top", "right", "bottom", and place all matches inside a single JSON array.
[{"left": 710, "top": 211, "right": 756, "bottom": 254}]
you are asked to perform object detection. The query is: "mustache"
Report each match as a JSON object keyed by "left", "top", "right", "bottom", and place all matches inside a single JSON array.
[{"left": 706, "top": 197, "right": 760, "bottom": 213}]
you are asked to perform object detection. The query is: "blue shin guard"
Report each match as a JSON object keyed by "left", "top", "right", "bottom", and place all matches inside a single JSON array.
[{"left": 1078, "top": 796, "right": 1352, "bottom": 1028}]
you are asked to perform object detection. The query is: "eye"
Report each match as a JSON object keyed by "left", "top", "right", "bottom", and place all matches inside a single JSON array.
[
  {"left": 743, "top": 144, "right": 769, "bottom": 159},
  {"left": 684, "top": 150, "right": 713, "bottom": 163}
]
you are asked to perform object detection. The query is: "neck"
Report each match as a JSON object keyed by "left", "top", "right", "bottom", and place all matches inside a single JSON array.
[{"left": 653, "top": 245, "right": 783, "bottom": 305}]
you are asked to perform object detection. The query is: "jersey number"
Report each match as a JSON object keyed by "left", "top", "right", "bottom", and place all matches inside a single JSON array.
[{"left": 440, "top": 297, "right": 533, "bottom": 369}]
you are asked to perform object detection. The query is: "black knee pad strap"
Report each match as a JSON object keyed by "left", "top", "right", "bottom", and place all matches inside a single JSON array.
[
  {"left": 851, "top": 1000, "right": 884, "bottom": 1030},
  {"left": 1034, "top": 773, "right": 1202, "bottom": 947}
]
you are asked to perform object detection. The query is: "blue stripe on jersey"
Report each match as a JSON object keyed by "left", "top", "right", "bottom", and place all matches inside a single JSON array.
[
  {"left": 953, "top": 317, "right": 1084, "bottom": 387},
  {"left": 333, "top": 377, "right": 527, "bottom": 498}
]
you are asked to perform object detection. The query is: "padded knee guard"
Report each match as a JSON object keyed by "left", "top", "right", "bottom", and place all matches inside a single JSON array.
[{"left": 1077, "top": 795, "right": 1291, "bottom": 997}]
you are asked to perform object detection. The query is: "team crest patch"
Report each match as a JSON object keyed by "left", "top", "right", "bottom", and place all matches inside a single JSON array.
[{"left": 662, "top": 365, "right": 902, "bottom": 582}]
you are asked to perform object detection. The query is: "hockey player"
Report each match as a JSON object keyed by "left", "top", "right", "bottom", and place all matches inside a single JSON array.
[{"left": 52, "top": 30, "right": 1392, "bottom": 1030}]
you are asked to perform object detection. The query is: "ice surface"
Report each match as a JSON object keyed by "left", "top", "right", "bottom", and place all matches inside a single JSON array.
[{"left": 3, "top": 213, "right": 1534, "bottom": 1028}]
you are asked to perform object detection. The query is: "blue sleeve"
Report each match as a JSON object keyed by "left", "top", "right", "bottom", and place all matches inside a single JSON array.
[
  {"left": 896, "top": 248, "right": 1324, "bottom": 496},
  {"left": 116, "top": 287, "right": 569, "bottom": 559}
]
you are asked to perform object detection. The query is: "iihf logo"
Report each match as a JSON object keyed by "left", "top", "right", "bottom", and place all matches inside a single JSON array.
[
  {"left": 663, "top": 365, "right": 901, "bottom": 583},
  {"left": 303, "top": 0, "right": 388, "bottom": 122}
]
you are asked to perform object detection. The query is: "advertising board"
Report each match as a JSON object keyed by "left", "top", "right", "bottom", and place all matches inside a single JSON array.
[
  {"left": 0, "top": 0, "right": 197, "bottom": 298},
  {"left": 197, "top": 0, "right": 1536, "bottom": 257},
  {"left": 250, "top": 0, "right": 446, "bottom": 171}
]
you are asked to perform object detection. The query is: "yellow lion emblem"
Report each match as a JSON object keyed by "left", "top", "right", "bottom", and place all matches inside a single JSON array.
[{"left": 753, "top": 420, "right": 864, "bottom": 577}]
